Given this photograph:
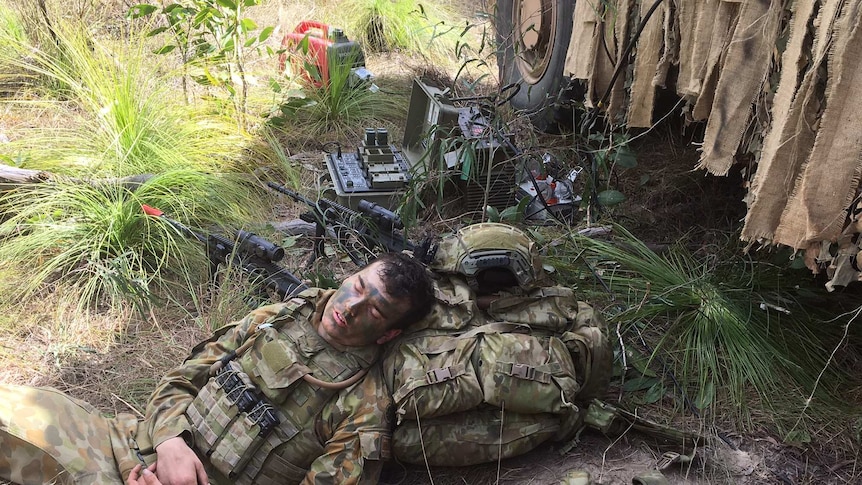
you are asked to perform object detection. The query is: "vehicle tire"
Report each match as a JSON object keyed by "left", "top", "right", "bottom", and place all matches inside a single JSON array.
[{"left": 495, "top": 0, "right": 577, "bottom": 132}]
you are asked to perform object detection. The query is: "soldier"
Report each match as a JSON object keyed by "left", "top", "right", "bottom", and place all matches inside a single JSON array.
[{"left": 0, "top": 252, "right": 435, "bottom": 485}]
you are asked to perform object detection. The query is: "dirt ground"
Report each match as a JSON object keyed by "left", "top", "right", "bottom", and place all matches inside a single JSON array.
[{"left": 381, "top": 434, "right": 783, "bottom": 485}]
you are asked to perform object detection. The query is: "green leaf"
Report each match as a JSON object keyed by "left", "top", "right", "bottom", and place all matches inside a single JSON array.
[
  {"left": 516, "top": 195, "right": 532, "bottom": 215},
  {"left": 154, "top": 44, "right": 177, "bottom": 54},
  {"left": 695, "top": 380, "right": 715, "bottom": 409},
  {"left": 625, "top": 349, "right": 657, "bottom": 377},
  {"left": 597, "top": 189, "right": 626, "bottom": 206},
  {"left": 613, "top": 145, "right": 637, "bottom": 168},
  {"left": 244, "top": 0, "right": 260, "bottom": 6},
  {"left": 127, "top": 4, "right": 158, "bottom": 18},
  {"left": 622, "top": 376, "right": 658, "bottom": 392},
  {"left": 259, "top": 26, "right": 274, "bottom": 43},
  {"left": 216, "top": 0, "right": 238, "bottom": 10},
  {"left": 499, "top": 205, "right": 521, "bottom": 222},
  {"left": 146, "top": 26, "right": 169, "bottom": 37},
  {"left": 639, "top": 174, "right": 650, "bottom": 186},
  {"left": 485, "top": 205, "right": 501, "bottom": 223},
  {"left": 642, "top": 382, "right": 664, "bottom": 404},
  {"left": 240, "top": 18, "right": 257, "bottom": 32}
]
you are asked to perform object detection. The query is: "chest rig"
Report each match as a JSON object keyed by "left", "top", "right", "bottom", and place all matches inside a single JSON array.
[{"left": 186, "top": 294, "right": 378, "bottom": 484}]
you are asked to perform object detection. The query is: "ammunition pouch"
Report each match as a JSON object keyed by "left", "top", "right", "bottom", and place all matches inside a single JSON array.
[{"left": 187, "top": 361, "right": 281, "bottom": 480}]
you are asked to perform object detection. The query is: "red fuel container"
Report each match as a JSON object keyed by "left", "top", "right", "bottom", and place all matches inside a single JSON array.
[{"left": 279, "top": 21, "right": 366, "bottom": 88}]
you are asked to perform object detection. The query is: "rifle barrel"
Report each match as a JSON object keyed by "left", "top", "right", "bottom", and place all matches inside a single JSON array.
[{"left": 141, "top": 204, "right": 307, "bottom": 300}]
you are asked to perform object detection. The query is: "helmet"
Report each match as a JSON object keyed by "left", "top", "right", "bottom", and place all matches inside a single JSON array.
[{"left": 430, "top": 223, "right": 546, "bottom": 291}]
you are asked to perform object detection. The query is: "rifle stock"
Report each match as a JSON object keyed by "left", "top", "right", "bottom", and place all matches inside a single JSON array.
[{"left": 142, "top": 204, "right": 307, "bottom": 301}]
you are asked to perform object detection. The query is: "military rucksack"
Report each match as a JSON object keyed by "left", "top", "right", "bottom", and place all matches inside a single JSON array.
[{"left": 382, "top": 224, "right": 612, "bottom": 466}]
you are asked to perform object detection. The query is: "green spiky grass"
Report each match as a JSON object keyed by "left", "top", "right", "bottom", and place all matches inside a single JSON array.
[
  {"left": 0, "top": 21, "right": 285, "bottom": 307},
  {"left": 0, "top": 170, "right": 265, "bottom": 306},
  {"left": 0, "top": 4, "right": 26, "bottom": 56},
  {"left": 270, "top": 48, "right": 403, "bottom": 142},
  {"left": 0, "top": 23, "right": 254, "bottom": 176},
  {"left": 334, "top": 0, "right": 460, "bottom": 61},
  {"left": 548, "top": 225, "right": 849, "bottom": 431}
]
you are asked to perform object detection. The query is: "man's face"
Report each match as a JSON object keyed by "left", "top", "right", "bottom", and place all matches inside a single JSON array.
[{"left": 318, "top": 261, "right": 408, "bottom": 348}]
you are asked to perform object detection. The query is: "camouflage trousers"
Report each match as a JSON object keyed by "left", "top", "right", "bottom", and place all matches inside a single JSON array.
[{"left": 0, "top": 384, "right": 155, "bottom": 485}]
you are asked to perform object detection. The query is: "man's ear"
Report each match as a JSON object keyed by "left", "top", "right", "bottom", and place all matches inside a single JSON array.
[{"left": 376, "top": 328, "right": 402, "bottom": 345}]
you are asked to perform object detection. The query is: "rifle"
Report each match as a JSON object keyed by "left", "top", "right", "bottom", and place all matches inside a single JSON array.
[
  {"left": 266, "top": 182, "right": 435, "bottom": 266},
  {"left": 142, "top": 204, "right": 308, "bottom": 301}
]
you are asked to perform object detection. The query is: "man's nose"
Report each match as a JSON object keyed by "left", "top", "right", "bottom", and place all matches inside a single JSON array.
[{"left": 345, "top": 299, "right": 360, "bottom": 317}]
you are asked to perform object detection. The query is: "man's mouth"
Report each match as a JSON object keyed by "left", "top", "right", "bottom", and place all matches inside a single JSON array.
[{"left": 334, "top": 310, "right": 348, "bottom": 328}]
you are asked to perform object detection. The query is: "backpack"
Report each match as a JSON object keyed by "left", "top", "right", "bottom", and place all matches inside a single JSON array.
[{"left": 382, "top": 272, "right": 612, "bottom": 466}]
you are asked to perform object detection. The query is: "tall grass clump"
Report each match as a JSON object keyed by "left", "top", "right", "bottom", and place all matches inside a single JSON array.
[
  {"left": 0, "top": 4, "right": 26, "bottom": 59},
  {"left": 0, "top": 21, "right": 282, "bottom": 307},
  {"left": 336, "top": 0, "right": 459, "bottom": 61},
  {"left": 1, "top": 22, "right": 253, "bottom": 176},
  {"left": 551, "top": 225, "right": 848, "bottom": 431},
  {"left": 269, "top": 50, "right": 401, "bottom": 141},
  {"left": 0, "top": 169, "right": 265, "bottom": 308}
]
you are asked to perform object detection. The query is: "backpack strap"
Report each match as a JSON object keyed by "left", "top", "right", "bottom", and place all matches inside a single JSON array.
[{"left": 494, "top": 361, "right": 559, "bottom": 384}]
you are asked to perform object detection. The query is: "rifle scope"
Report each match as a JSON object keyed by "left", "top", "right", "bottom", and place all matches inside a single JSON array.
[
  {"left": 237, "top": 230, "right": 285, "bottom": 262},
  {"left": 358, "top": 200, "right": 403, "bottom": 231}
]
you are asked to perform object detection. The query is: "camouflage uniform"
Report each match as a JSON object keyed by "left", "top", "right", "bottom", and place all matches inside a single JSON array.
[{"left": 0, "top": 288, "right": 392, "bottom": 485}]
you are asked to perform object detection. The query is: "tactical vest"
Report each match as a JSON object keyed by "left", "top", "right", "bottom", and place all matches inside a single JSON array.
[
  {"left": 185, "top": 291, "right": 381, "bottom": 484},
  {"left": 383, "top": 275, "right": 611, "bottom": 466}
]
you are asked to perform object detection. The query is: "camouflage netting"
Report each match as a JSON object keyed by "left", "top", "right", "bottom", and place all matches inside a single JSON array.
[{"left": 564, "top": 0, "right": 862, "bottom": 291}]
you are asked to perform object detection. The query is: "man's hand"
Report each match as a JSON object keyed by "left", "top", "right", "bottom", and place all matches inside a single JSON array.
[
  {"left": 154, "top": 436, "right": 209, "bottom": 485},
  {"left": 127, "top": 463, "right": 161, "bottom": 485}
]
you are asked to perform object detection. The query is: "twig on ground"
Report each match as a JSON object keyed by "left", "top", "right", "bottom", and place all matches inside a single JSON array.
[{"left": 789, "top": 304, "right": 861, "bottom": 436}]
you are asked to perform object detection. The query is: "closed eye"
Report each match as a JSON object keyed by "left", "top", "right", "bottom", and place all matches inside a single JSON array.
[{"left": 370, "top": 306, "right": 383, "bottom": 320}]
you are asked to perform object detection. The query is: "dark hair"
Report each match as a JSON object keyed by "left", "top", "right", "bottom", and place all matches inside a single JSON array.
[{"left": 372, "top": 252, "right": 435, "bottom": 330}]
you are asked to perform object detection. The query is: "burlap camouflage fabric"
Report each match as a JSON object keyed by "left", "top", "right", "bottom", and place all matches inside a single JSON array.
[{"left": 0, "top": 289, "right": 392, "bottom": 485}]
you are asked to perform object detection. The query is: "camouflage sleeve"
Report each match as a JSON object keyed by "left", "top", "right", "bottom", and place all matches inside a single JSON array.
[
  {"left": 302, "top": 365, "right": 393, "bottom": 485},
  {"left": 143, "top": 304, "right": 290, "bottom": 449}
]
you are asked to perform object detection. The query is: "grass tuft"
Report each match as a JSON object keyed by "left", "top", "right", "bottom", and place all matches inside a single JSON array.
[
  {"left": 0, "top": 22, "right": 254, "bottom": 176},
  {"left": 268, "top": 49, "right": 402, "bottom": 142},
  {"left": 0, "top": 21, "right": 286, "bottom": 307},
  {"left": 0, "top": 170, "right": 265, "bottom": 307},
  {"left": 549, "top": 225, "right": 852, "bottom": 432},
  {"left": 0, "top": 4, "right": 26, "bottom": 59},
  {"left": 336, "top": 0, "right": 460, "bottom": 61}
]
